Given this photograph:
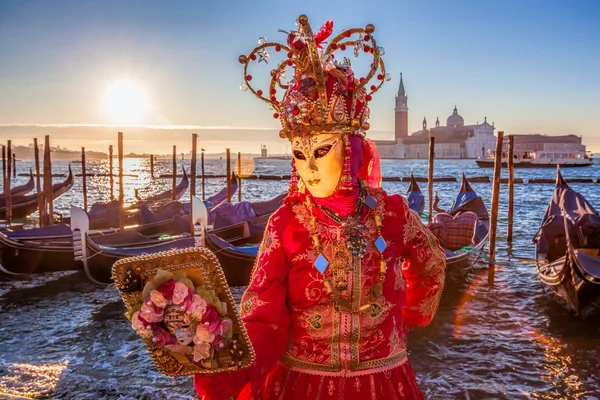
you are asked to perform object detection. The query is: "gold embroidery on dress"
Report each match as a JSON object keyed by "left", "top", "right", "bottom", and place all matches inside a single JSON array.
[
  {"left": 240, "top": 291, "right": 269, "bottom": 318},
  {"left": 393, "top": 258, "right": 405, "bottom": 291},
  {"left": 387, "top": 322, "right": 404, "bottom": 355},
  {"left": 304, "top": 270, "right": 327, "bottom": 302},
  {"left": 354, "top": 377, "right": 361, "bottom": 393}
]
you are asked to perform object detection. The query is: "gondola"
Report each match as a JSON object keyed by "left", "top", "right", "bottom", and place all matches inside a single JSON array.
[
  {"left": 70, "top": 196, "right": 207, "bottom": 284},
  {"left": 0, "top": 166, "right": 74, "bottom": 219},
  {"left": 428, "top": 173, "right": 489, "bottom": 281},
  {"left": 406, "top": 171, "right": 424, "bottom": 213},
  {"left": 0, "top": 176, "right": 236, "bottom": 275},
  {"left": 533, "top": 168, "right": 600, "bottom": 316},
  {"left": 72, "top": 192, "right": 285, "bottom": 286},
  {"left": 1, "top": 170, "right": 35, "bottom": 198},
  {"left": 204, "top": 194, "right": 286, "bottom": 285}
]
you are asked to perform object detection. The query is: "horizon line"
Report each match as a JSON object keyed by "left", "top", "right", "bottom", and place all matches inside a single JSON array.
[{"left": 0, "top": 123, "right": 280, "bottom": 130}]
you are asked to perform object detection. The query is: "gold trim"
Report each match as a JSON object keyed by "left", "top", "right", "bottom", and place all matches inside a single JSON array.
[{"left": 280, "top": 350, "right": 407, "bottom": 377}]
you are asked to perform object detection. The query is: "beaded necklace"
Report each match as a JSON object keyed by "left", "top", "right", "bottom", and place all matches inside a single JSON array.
[{"left": 304, "top": 181, "right": 388, "bottom": 312}]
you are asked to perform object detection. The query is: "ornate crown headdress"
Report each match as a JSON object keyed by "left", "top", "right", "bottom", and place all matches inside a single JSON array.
[{"left": 238, "top": 14, "right": 390, "bottom": 140}]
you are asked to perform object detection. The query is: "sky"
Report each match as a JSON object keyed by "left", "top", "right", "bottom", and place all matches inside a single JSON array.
[{"left": 0, "top": 0, "right": 599, "bottom": 154}]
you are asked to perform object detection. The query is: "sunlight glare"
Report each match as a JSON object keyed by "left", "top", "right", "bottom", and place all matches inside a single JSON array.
[{"left": 104, "top": 80, "right": 148, "bottom": 123}]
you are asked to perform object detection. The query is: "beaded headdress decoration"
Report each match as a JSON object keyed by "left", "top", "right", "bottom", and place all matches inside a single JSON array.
[
  {"left": 238, "top": 14, "right": 389, "bottom": 140},
  {"left": 238, "top": 15, "right": 389, "bottom": 196}
]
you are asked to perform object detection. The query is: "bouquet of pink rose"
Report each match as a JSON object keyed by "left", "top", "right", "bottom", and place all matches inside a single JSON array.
[
  {"left": 113, "top": 248, "right": 254, "bottom": 376},
  {"left": 129, "top": 269, "right": 233, "bottom": 367}
]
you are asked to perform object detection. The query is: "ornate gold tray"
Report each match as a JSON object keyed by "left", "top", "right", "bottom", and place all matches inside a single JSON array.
[{"left": 112, "top": 247, "right": 255, "bottom": 377}]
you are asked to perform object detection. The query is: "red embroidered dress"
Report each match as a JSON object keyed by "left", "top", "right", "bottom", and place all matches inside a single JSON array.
[{"left": 195, "top": 188, "right": 446, "bottom": 399}]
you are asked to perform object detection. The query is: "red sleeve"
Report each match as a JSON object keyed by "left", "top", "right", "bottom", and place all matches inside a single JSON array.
[
  {"left": 194, "top": 208, "right": 291, "bottom": 399},
  {"left": 399, "top": 197, "right": 446, "bottom": 328}
]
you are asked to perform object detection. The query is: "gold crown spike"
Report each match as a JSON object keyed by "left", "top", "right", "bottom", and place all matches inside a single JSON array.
[{"left": 239, "top": 14, "right": 390, "bottom": 139}]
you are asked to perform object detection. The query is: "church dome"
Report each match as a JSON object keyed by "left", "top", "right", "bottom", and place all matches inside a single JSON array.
[{"left": 446, "top": 106, "right": 464, "bottom": 128}]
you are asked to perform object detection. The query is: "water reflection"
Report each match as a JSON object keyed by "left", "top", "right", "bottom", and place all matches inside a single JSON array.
[{"left": 0, "top": 360, "right": 69, "bottom": 398}]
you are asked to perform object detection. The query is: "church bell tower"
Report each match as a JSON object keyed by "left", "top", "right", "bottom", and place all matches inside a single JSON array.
[{"left": 394, "top": 73, "right": 409, "bottom": 141}]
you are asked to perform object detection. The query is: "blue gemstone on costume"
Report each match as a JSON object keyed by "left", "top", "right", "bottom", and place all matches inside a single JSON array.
[
  {"left": 375, "top": 235, "right": 387, "bottom": 254},
  {"left": 364, "top": 195, "right": 377, "bottom": 210},
  {"left": 314, "top": 254, "right": 329, "bottom": 273}
]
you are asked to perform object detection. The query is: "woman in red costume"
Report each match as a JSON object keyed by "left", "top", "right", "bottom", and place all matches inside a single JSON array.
[{"left": 195, "top": 15, "right": 446, "bottom": 400}]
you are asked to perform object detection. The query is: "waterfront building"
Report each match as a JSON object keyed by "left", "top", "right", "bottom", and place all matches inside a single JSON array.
[{"left": 373, "top": 74, "right": 497, "bottom": 159}]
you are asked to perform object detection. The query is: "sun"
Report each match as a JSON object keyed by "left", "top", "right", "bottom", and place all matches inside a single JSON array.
[{"left": 104, "top": 80, "right": 148, "bottom": 124}]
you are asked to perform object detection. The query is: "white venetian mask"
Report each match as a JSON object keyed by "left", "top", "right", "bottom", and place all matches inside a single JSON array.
[{"left": 291, "top": 134, "right": 344, "bottom": 198}]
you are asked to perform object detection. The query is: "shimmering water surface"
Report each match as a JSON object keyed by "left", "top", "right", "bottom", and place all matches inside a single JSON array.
[{"left": 1, "top": 158, "right": 600, "bottom": 399}]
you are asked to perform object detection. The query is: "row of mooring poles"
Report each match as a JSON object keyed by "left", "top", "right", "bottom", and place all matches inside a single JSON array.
[
  {"left": 487, "top": 131, "right": 518, "bottom": 285},
  {"left": 6, "top": 141, "right": 12, "bottom": 224},
  {"left": 2, "top": 145, "right": 9, "bottom": 225},
  {"left": 488, "top": 131, "right": 505, "bottom": 284},
  {"left": 44, "top": 135, "right": 53, "bottom": 226},
  {"left": 2, "top": 139, "right": 52, "bottom": 226},
  {"left": 426, "top": 131, "right": 516, "bottom": 285}
]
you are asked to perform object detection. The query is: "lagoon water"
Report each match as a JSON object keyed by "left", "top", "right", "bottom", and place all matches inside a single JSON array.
[{"left": 1, "top": 158, "right": 600, "bottom": 399}]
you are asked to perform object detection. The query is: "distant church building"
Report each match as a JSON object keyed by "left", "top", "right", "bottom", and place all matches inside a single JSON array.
[{"left": 373, "top": 74, "right": 497, "bottom": 159}]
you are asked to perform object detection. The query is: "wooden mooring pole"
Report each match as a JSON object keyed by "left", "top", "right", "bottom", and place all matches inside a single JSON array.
[
  {"left": 190, "top": 135, "right": 198, "bottom": 235},
  {"left": 201, "top": 151, "right": 205, "bottom": 200},
  {"left": 43, "top": 136, "right": 53, "bottom": 226},
  {"left": 172, "top": 145, "right": 177, "bottom": 201},
  {"left": 34, "top": 138, "right": 43, "bottom": 225},
  {"left": 6, "top": 141, "right": 12, "bottom": 225},
  {"left": 191, "top": 134, "right": 197, "bottom": 198},
  {"left": 1, "top": 146, "right": 5, "bottom": 190},
  {"left": 109, "top": 145, "right": 114, "bottom": 200},
  {"left": 12, "top": 154, "right": 16, "bottom": 177},
  {"left": 1, "top": 146, "right": 4, "bottom": 185},
  {"left": 238, "top": 152, "right": 242, "bottom": 202},
  {"left": 488, "top": 131, "right": 504, "bottom": 285},
  {"left": 150, "top": 154, "right": 154, "bottom": 178},
  {"left": 118, "top": 132, "right": 124, "bottom": 230},
  {"left": 226, "top": 148, "right": 231, "bottom": 203},
  {"left": 428, "top": 136, "right": 435, "bottom": 222},
  {"left": 2, "top": 146, "right": 7, "bottom": 223},
  {"left": 507, "top": 135, "right": 515, "bottom": 243},
  {"left": 81, "top": 147, "right": 88, "bottom": 210}
]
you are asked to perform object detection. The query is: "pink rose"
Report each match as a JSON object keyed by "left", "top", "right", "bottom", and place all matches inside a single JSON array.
[
  {"left": 201, "top": 304, "right": 220, "bottom": 328},
  {"left": 194, "top": 323, "right": 215, "bottom": 344},
  {"left": 217, "top": 318, "right": 232, "bottom": 337},
  {"left": 181, "top": 288, "right": 196, "bottom": 310},
  {"left": 141, "top": 301, "right": 164, "bottom": 323},
  {"left": 149, "top": 290, "right": 167, "bottom": 308},
  {"left": 151, "top": 327, "right": 172, "bottom": 347},
  {"left": 212, "top": 336, "right": 227, "bottom": 351},
  {"left": 193, "top": 342, "right": 212, "bottom": 362},
  {"left": 156, "top": 279, "right": 175, "bottom": 301},
  {"left": 187, "top": 294, "right": 207, "bottom": 319},
  {"left": 131, "top": 311, "right": 145, "bottom": 330},
  {"left": 136, "top": 313, "right": 156, "bottom": 330},
  {"left": 172, "top": 281, "right": 190, "bottom": 305}
]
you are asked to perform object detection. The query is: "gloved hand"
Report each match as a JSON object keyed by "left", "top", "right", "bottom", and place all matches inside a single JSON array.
[{"left": 194, "top": 372, "right": 236, "bottom": 400}]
